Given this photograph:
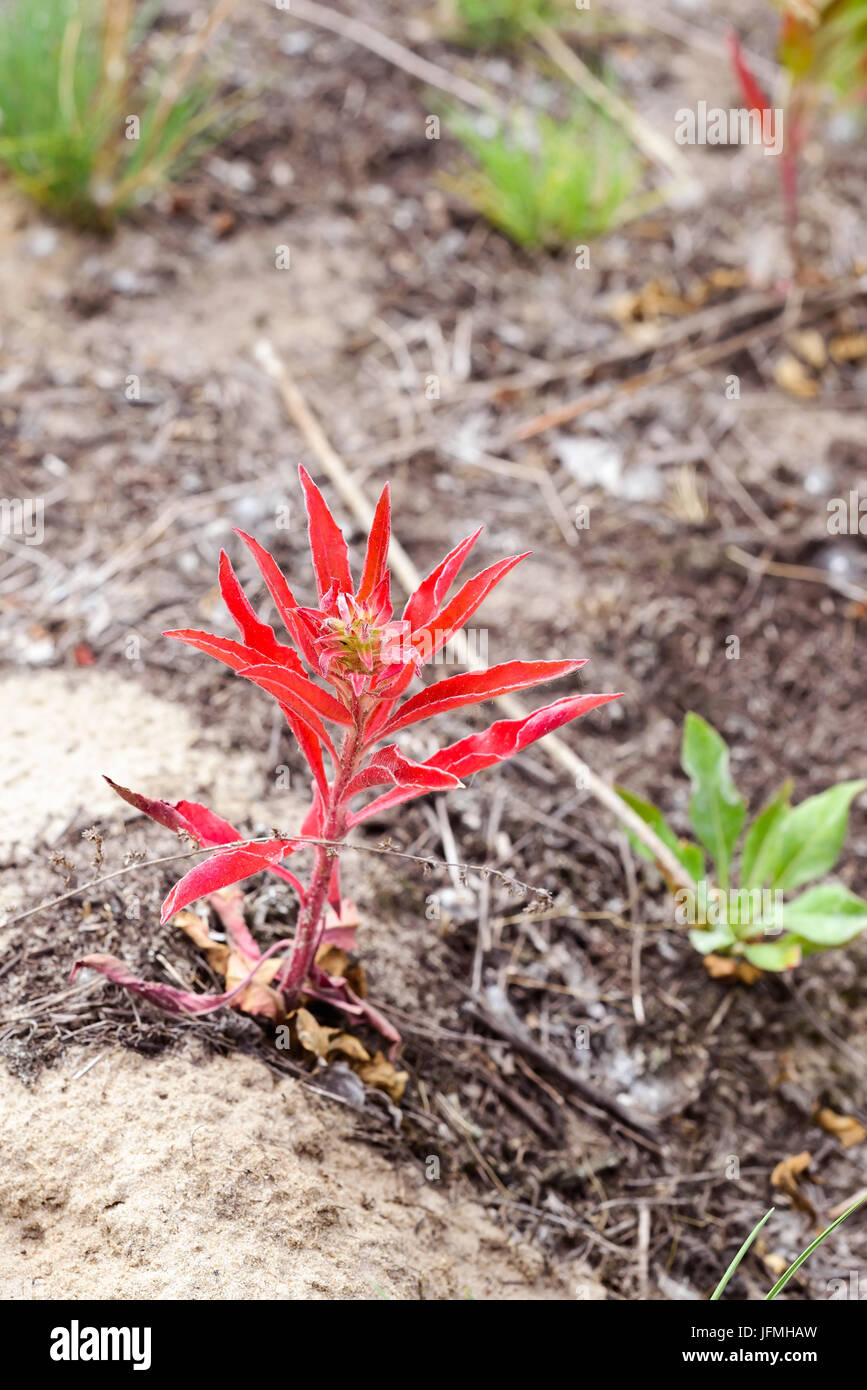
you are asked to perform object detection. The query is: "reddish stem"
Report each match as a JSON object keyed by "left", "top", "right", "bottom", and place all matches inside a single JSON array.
[{"left": 276, "top": 717, "right": 362, "bottom": 1005}]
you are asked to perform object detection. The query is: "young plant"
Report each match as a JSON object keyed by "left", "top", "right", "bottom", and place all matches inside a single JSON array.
[
  {"left": 730, "top": 1, "right": 867, "bottom": 232},
  {"left": 73, "top": 468, "right": 620, "bottom": 1050},
  {"left": 444, "top": 103, "right": 644, "bottom": 248},
  {"left": 617, "top": 713, "right": 867, "bottom": 975},
  {"left": 0, "top": 0, "right": 241, "bottom": 231}
]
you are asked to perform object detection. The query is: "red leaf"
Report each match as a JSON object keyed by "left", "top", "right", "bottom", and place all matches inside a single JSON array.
[
  {"left": 240, "top": 661, "right": 352, "bottom": 727},
  {"left": 299, "top": 465, "right": 353, "bottom": 599},
  {"left": 306, "top": 963, "right": 401, "bottom": 1058},
  {"left": 72, "top": 937, "right": 295, "bottom": 1018},
  {"left": 161, "top": 840, "right": 298, "bottom": 923},
  {"left": 729, "top": 31, "right": 770, "bottom": 112},
  {"left": 234, "top": 529, "right": 320, "bottom": 670},
  {"left": 281, "top": 705, "right": 331, "bottom": 796},
  {"left": 380, "top": 659, "right": 586, "bottom": 736},
  {"left": 207, "top": 886, "right": 264, "bottom": 962},
  {"left": 164, "top": 628, "right": 305, "bottom": 677},
  {"left": 104, "top": 779, "right": 306, "bottom": 900},
  {"left": 344, "top": 745, "right": 463, "bottom": 799},
  {"left": 357, "top": 483, "right": 391, "bottom": 602},
  {"left": 218, "top": 550, "right": 299, "bottom": 665},
  {"left": 403, "top": 526, "right": 482, "bottom": 632},
  {"left": 104, "top": 777, "right": 240, "bottom": 845},
  {"left": 364, "top": 545, "right": 526, "bottom": 733},
  {"left": 428, "top": 691, "right": 622, "bottom": 777},
  {"left": 350, "top": 692, "right": 621, "bottom": 826},
  {"left": 71, "top": 954, "right": 230, "bottom": 1016},
  {"left": 410, "top": 552, "right": 530, "bottom": 664}
]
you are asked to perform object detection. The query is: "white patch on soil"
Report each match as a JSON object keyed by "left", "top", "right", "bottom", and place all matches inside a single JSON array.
[{"left": 0, "top": 669, "right": 264, "bottom": 856}]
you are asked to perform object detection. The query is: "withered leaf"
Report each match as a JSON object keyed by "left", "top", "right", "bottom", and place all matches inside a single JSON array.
[
  {"left": 771, "top": 1151, "right": 815, "bottom": 1215},
  {"left": 774, "top": 353, "right": 820, "bottom": 399},
  {"left": 357, "top": 1051, "right": 409, "bottom": 1104},
  {"left": 816, "top": 1108, "right": 866, "bottom": 1150}
]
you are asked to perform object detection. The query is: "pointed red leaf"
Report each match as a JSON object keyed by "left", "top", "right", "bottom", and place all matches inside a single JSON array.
[
  {"left": 729, "top": 32, "right": 770, "bottom": 113},
  {"left": 71, "top": 953, "right": 232, "bottom": 1016},
  {"left": 350, "top": 692, "right": 621, "bottom": 826},
  {"left": 306, "top": 963, "right": 401, "bottom": 1058},
  {"left": 281, "top": 705, "right": 331, "bottom": 796},
  {"left": 104, "top": 777, "right": 240, "bottom": 845},
  {"left": 218, "top": 550, "right": 299, "bottom": 665},
  {"left": 344, "top": 744, "right": 463, "bottom": 800},
  {"left": 72, "top": 936, "right": 296, "bottom": 1018},
  {"left": 410, "top": 552, "right": 530, "bottom": 665},
  {"left": 105, "top": 778, "right": 305, "bottom": 901},
  {"left": 427, "top": 691, "right": 622, "bottom": 778},
  {"left": 165, "top": 628, "right": 305, "bottom": 677},
  {"left": 234, "top": 529, "right": 320, "bottom": 669},
  {"left": 403, "top": 526, "right": 482, "bottom": 631},
  {"left": 299, "top": 465, "right": 353, "bottom": 599},
  {"left": 239, "top": 661, "right": 352, "bottom": 727},
  {"left": 380, "top": 659, "right": 586, "bottom": 737},
  {"left": 161, "top": 840, "right": 298, "bottom": 922},
  {"left": 357, "top": 483, "right": 391, "bottom": 602}
]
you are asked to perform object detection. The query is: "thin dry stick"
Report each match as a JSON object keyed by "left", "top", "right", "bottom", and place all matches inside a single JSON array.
[
  {"left": 253, "top": 340, "right": 696, "bottom": 893},
  {"left": 727, "top": 544, "right": 867, "bottom": 605},
  {"left": 502, "top": 314, "right": 803, "bottom": 446},
  {"left": 504, "top": 276, "right": 867, "bottom": 445},
  {"left": 2, "top": 837, "right": 550, "bottom": 934},
  {"left": 274, "top": 0, "right": 501, "bottom": 112}
]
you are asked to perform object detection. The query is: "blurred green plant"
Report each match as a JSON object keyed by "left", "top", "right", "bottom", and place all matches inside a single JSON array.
[
  {"left": 617, "top": 713, "right": 867, "bottom": 973},
  {"left": 445, "top": 0, "right": 569, "bottom": 50},
  {"left": 0, "top": 0, "right": 243, "bottom": 232},
  {"left": 731, "top": 2, "right": 867, "bottom": 231},
  {"left": 443, "top": 104, "right": 645, "bottom": 248},
  {"left": 776, "top": 0, "right": 867, "bottom": 109}
]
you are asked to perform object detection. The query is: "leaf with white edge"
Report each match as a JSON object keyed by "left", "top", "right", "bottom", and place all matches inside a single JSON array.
[
  {"left": 740, "top": 937, "right": 802, "bottom": 972},
  {"left": 770, "top": 780, "right": 867, "bottom": 892},
  {"left": 616, "top": 786, "right": 704, "bottom": 882},
  {"left": 681, "top": 713, "right": 746, "bottom": 890},
  {"left": 740, "top": 780, "right": 792, "bottom": 889},
  {"left": 782, "top": 883, "right": 867, "bottom": 947}
]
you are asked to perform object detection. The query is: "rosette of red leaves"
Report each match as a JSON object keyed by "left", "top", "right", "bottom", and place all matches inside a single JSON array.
[{"left": 73, "top": 468, "right": 620, "bottom": 1052}]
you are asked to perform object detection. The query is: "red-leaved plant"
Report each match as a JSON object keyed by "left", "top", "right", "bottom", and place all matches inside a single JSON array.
[{"left": 73, "top": 469, "right": 620, "bottom": 1051}]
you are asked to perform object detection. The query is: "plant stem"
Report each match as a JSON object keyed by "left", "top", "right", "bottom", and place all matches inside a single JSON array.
[{"left": 276, "top": 720, "right": 361, "bottom": 1006}]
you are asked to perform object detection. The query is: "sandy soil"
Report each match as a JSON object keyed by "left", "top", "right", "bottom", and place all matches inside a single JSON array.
[{"left": 0, "top": 1044, "right": 592, "bottom": 1301}]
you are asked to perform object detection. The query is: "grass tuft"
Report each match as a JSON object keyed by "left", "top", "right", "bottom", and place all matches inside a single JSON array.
[
  {"left": 0, "top": 0, "right": 244, "bottom": 232},
  {"left": 443, "top": 103, "right": 645, "bottom": 248},
  {"left": 446, "top": 0, "right": 569, "bottom": 50}
]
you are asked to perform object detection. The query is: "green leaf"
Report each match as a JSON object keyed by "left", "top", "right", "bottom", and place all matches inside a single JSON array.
[
  {"left": 711, "top": 1207, "right": 774, "bottom": 1301},
  {"left": 783, "top": 884, "right": 867, "bottom": 947},
  {"left": 689, "top": 923, "right": 736, "bottom": 955},
  {"left": 741, "top": 937, "right": 802, "bottom": 972},
  {"left": 770, "top": 780, "right": 867, "bottom": 892},
  {"left": 615, "top": 787, "right": 703, "bottom": 881},
  {"left": 681, "top": 713, "right": 746, "bottom": 889},
  {"left": 766, "top": 1193, "right": 867, "bottom": 1300},
  {"left": 740, "top": 781, "right": 792, "bottom": 889}
]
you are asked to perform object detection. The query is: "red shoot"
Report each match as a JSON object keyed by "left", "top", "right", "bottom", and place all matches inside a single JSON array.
[{"left": 73, "top": 468, "right": 621, "bottom": 1049}]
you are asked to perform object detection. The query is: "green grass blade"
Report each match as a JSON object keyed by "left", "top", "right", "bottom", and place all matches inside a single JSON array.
[
  {"left": 765, "top": 1192, "right": 867, "bottom": 1300},
  {"left": 710, "top": 1207, "right": 774, "bottom": 1301}
]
